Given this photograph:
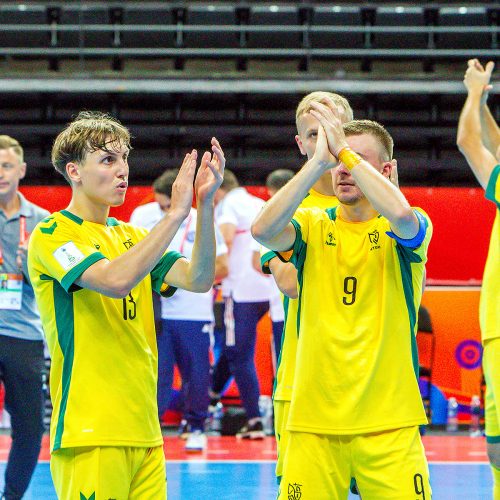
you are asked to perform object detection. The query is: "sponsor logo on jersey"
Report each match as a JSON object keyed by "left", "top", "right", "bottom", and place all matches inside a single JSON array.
[
  {"left": 325, "top": 232, "right": 336, "bottom": 246},
  {"left": 123, "top": 238, "right": 134, "bottom": 250},
  {"left": 368, "top": 230, "right": 381, "bottom": 250}
]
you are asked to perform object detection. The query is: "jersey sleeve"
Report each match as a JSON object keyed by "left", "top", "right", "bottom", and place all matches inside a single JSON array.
[
  {"left": 259, "top": 244, "right": 277, "bottom": 275},
  {"left": 392, "top": 208, "right": 433, "bottom": 263},
  {"left": 123, "top": 223, "right": 185, "bottom": 298},
  {"left": 28, "top": 216, "right": 106, "bottom": 293},
  {"left": 486, "top": 164, "right": 500, "bottom": 207},
  {"left": 150, "top": 251, "right": 184, "bottom": 297},
  {"left": 276, "top": 207, "right": 312, "bottom": 266}
]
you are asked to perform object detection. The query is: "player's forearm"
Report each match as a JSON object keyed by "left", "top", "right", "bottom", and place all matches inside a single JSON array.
[
  {"left": 252, "top": 158, "right": 323, "bottom": 248},
  {"left": 457, "top": 89, "right": 483, "bottom": 149},
  {"left": 269, "top": 258, "right": 298, "bottom": 299},
  {"left": 351, "top": 161, "right": 418, "bottom": 238},
  {"left": 184, "top": 201, "right": 216, "bottom": 292},
  {"left": 80, "top": 209, "right": 187, "bottom": 298},
  {"left": 480, "top": 103, "right": 500, "bottom": 157},
  {"left": 457, "top": 89, "right": 493, "bottom": 189}
]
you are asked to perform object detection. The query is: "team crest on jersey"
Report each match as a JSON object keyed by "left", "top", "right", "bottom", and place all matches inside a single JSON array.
[
  {"left": 123, "top": 238, "right": 134, "bottom": 249},
  {"left": 368, "top": 230, "right": 381, "bottom": 250},
  {"left": 325, "top": 232, "right": 336, "bottom": 246},
  {"left": 287, "top": 482, "right": 302, "bottom": 499}
]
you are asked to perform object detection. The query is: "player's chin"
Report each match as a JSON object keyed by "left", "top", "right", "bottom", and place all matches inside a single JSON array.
[{"left": 110, "top": 193, "right": 127, "bottom": 207}]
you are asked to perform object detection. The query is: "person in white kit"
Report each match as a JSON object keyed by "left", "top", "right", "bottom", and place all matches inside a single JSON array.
[
  {"left": 130, "top": 169, "right": 228, "bottom": 452},
  {"left": 209, "top": 169, "right": 272, "bottom": 439}
]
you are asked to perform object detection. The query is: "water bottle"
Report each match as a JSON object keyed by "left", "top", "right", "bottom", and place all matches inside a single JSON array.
[
  {"left": 446, "top": 397, "right": 458, "bottom": 432},
  {"left": 210, "top": 402, "right": 224, "bottom": 433},
  {"left": 469, "top": 395, "right": 482, "bottom": 437},
  {"left": 259, "top": 395, "right": 273, "bottom": 436}
]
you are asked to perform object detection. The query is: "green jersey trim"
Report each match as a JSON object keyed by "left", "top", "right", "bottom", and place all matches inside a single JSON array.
[
  {"left": 60, "top": 210, "right": 84, "bottom": 225},
  {"left": 260, "top": 250, "right": 277, "bottom": 274},
  {"left": 53, "top": 281, "right": 75, "bottom": 451},
  {"left": 60, "top": 253, "right": 106, "bottom": 293},
  {"left": 394, "top": 242, "right": 421, "bottom": 378},
  {"left": 289, "top": 219, "right": 307, "bottom": 339},
  {"left": 485, "top": 165, "right": 500, "bottom": 208},
  {"left": 151, "top": 251, "right": 184, "bottom": 297},
  {"left": 106, "top": 217, "right": 120, "bottom": 226},
  {"left": 326, "top": 206, "right": 338, "bottom": 221},
  {"left": 272, "top": 294, "right": 290, "bottom": 399}
]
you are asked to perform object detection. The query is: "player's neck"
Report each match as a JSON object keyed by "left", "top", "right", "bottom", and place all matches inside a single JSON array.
[
  {"left": 66, "top": 194, "right": 110, "bottom": 225},
  {"left": 312, "top": 173, "right": 334, "bottom": 196},
  {"left": 338, "top": 201, "right": 378, "bottom": 223},
  {"left": 0, "top": 191, "right": 21, "bottom": 218}
]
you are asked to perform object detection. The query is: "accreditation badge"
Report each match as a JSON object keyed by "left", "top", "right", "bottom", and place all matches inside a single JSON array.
[{"left": 0, "top": 273, "right": 23, "bottom": 310}]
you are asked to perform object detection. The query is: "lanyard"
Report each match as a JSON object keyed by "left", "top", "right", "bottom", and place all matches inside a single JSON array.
[
  {"left": 0, "top": 215, "right": 26, "bottom": 267},
  {"left": 178, "top": 213, "right": 192, "bottom": 255}
]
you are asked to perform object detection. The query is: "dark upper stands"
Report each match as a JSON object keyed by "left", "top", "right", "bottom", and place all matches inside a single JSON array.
[{"left": 0, "top": 1, "right": 498, "bottom": 187}]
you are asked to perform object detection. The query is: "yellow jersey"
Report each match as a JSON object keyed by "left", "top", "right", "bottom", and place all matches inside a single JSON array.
[
  {"left": 28, "top": 210, "right": 182, "bottom": 452},
  {"left": 481, "top": 165, "right": 500, "bottom": 342},
  {"left": 261, "top": 189, "right": 338, "bottom": 402},
  {"left": 281, "top": 206, "right": 432, "bottom": 435}
]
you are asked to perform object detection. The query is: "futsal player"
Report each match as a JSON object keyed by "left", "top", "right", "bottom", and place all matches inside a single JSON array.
[
  {"left": 258, "top": 92, "right": 353, "bottom": 486},
  {"left": 27, "top": 111, "right": 224, "bottom": 499},
  {"left": 252, "top": 105, "right": 432, "bottom": 499},
  {"left": 457, "top": 58, "right": 500, "bottom": 500}
]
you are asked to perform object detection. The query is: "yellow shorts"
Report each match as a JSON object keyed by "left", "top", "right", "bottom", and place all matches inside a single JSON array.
[
  {"left": 484, "top": 337, "right": 500, "bottom": 442},
  {"left": 274, "top": 399, "right": 291, "bottom": 482},
  {"left": 278, "top": 426, "right": 431, "bottom": 500},
  {"left": 50, "top": 445, "right": 167, "bottom": 500}
]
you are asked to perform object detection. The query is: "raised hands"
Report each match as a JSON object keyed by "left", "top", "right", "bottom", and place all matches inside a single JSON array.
[
  {"left": 309, "top": 99, "right": 349, "bottom": 163},
  {"left": 169, "top": 138, "right": 225, "bottom": 218},
  {"left": 169, "top": 149, "right": 199, "bottom": 220},
  {"left": 464, "top": 59, "right": 494, "bottom": 97},
  {"left": 195, "top": 137, "right": 225, "bottom": 204}
]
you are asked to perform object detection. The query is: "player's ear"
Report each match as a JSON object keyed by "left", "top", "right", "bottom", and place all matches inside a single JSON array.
[
  {"left": 19, "top": 162, "right": 27, "bottom": 180},
  {"left": 382, "top": 159, "right": 396, "bottom": 178},
  {"left": 295, "top": 135, "right": 307, "bottom": 156},
  {"left": 66, "top": 162, "right": 81, "bottom": 183}
]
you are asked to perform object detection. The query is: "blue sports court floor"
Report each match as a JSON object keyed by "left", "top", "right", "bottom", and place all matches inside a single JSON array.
[
  {"left": 0, "top": 461, "right": 493, "bottom": 499},
  {"left": 0, "top": 435, "right": 493, "bottom": 499}
]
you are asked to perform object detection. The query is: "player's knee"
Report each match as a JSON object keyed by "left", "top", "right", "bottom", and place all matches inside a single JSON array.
[{"left": 487, "top": 442, "right": 500, "bottom": 469}]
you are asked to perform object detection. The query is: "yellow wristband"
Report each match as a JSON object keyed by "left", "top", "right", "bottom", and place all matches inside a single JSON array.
[{"left": 338, "top": 147, "right": 362, "bottom": 170}]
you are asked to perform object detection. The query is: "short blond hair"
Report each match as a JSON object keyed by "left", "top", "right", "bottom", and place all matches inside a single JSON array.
[
  {"left": 343, "top": 120, "right": 394, "bottom": 161},
  {"left": 295, "top": 91, "right": 353, "bottom": 130},
  {"left": 0, "top": 135, "right": 23, "bottom": 162},
  {"left": 52, "top": 111, "right": 131, "bottom": 183}
]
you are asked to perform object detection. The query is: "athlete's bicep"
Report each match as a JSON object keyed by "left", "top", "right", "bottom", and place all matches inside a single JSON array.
[
  {"left": 76, "top": 258, "right": 122, "bottom": 297},
  {"left": 260, "top": 222, "right": 297, "bottom": 253},
  {"left": 459, "top": 141, "right": 498, "bottom": 190},
  {"left": 162, "top": 256, "right": 191, "bottom": 290}
]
